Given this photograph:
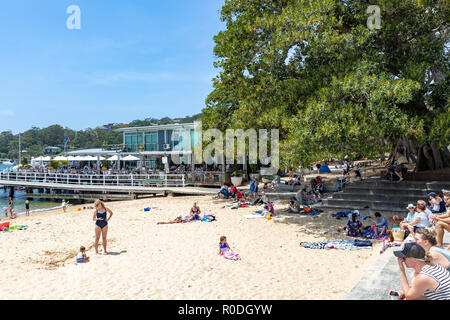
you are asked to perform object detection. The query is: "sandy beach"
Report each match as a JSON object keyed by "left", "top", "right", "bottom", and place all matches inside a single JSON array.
[{"left": 0, "top": 195, "right": 382, "bottom": 300}]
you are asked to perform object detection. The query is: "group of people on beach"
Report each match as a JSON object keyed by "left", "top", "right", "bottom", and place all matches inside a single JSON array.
[
  {"left": 397, "top": 191, "right": 450, "bottom": 248},
  {"left": 390, "top": 226, "right": 450, "bottom": 300},
  {"left": 382, "top": 189, "right": 450, "bottom": 300},
  {"left": 3, "top": 198, "right": 67, "bottom": 220}
]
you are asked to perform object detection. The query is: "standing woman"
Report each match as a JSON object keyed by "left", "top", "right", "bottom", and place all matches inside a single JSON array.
[{"left": 92, "top": 199, "right": 113, "bottom": 254}]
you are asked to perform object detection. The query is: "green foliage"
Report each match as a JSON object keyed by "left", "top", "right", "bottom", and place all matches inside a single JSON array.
[
  {"left": 202, "top": 0, "right": 449, "bottom": 167},
  {"left": 2, "top": 114, "right": 203, "bottom": 161}
]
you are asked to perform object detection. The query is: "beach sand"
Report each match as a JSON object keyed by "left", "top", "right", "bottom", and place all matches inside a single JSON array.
[{"left": 0, "top": 196, "right": 382, "bottom": 300}]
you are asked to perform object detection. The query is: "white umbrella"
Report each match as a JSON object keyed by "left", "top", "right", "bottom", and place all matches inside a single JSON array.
[
  {"left": 84, "top": 156, "right": 97, "bottom": 161},
  {"left": 53, "top": 156, "right": 68, "bottom": 161},
  {"left": 42, "top": 156, "right": 51, "bottom": 161},
  {"left": 123, "top": 155, "right": 140, "bottom": 161},
  {"left": 67, "top": 156, "right": 78, "bottom": 161},
  {"left": 107, "top": 155, "right": 119, "bottom": 161}
]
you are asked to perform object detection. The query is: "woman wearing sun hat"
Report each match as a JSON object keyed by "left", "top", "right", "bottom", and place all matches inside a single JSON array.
[
  {"left": 391, "top": 243, "right": 450, "bottom": 300},
  {"left": 400, "top": 204, "right": 418, "bottom": 231}
]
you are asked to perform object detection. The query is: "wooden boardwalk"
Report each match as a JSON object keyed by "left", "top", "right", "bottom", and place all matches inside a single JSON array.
[{"left": 0, "top": 179, "right": 218, "bottom": 195}]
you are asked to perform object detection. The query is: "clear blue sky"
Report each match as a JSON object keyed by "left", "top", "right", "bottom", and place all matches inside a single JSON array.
[{"left": 0, "top": 0, "right": 225, "bottom": 133}]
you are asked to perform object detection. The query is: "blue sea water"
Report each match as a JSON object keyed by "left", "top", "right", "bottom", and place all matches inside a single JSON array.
[{"left": 0, "top": 163, "right": 61, "bottom": 219}]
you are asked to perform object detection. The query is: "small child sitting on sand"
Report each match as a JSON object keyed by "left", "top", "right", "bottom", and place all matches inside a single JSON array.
[
  {"left": 233, "top": 191, "right": 246, "bottom": 203},
  {"left": 219, "top": 236, "right": 240, "bottom": 261},
  {"left": 263, "top": 199, "right": 275, "bottom": 217},
  {"left": 76, "top": 246, "right": 90, "bottom": 263}
]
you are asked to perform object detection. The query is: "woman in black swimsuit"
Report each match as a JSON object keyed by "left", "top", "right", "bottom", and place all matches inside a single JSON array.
[
  {"left": 92, "top": 199, "right": 113, "bottom": 254},
  {"left": 25, "top": 200, "right": 30, "bottom": 216}
]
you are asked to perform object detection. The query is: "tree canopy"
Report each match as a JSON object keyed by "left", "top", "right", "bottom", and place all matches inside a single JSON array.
[{"left": 202, "top": 0, "right": 449, "bottom": 169}]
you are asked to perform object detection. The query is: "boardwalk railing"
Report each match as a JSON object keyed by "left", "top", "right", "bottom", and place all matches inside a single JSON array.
[
  {"left": 0, "top": 171, "right": 186, "bottom": 188},
  {"left": 184, "top": 171, "right": 224, "bottom": 186}
]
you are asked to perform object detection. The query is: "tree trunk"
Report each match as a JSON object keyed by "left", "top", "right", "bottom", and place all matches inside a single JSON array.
[{"left": 392, "top": 137, "right": 450, "bottom": 172}]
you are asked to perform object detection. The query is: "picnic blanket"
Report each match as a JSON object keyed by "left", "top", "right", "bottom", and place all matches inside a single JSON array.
[
  {"left": 291, "top": 208, "right": 323, "bottom": 216},
  {"left": 300, "top": 239, "right": 373, "bottom": 250},
  {"left": 362, "top": 227, "right": 389, "bottom": 240},
  {"left": 332, "top": 211, "right": 371, "bottom": 220}
]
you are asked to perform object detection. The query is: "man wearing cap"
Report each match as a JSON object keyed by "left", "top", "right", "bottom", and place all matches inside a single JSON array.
[{"left": 392, "top": 243, "right": 450, "bottom": 300}]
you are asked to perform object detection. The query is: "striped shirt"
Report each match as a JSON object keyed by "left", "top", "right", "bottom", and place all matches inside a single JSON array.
[{"left": 420, "top": 264, "right": 450, "bottom": 300}]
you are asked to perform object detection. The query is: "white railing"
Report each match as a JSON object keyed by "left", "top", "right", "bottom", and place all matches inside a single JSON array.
[
  {"left": 0, "top": 171, "right": 186, "bottom": 188},
  {"left": 184, "top": 171, "right": 225, "bottom": 186}
]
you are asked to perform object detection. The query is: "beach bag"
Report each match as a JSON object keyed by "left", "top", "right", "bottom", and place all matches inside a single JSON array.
[
  {"left": 0, "top": 222, "right": 10, "bottom": 231},
  {"left": 392, "top": 229, "right": 405, "bottom": 242}
]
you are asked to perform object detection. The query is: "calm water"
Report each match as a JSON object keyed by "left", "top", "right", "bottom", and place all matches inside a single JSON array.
[{"left": 0, "top": 163, "right": 61, "bottom": 219}]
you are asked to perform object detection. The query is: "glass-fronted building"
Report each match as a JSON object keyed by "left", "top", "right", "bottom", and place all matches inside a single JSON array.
[{"left": 116, "top": 123, "right": 200, "bottom": 168}]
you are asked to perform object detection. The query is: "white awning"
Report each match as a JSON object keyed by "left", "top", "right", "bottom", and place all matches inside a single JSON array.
[
  {"left": 32, "top": 156, "right": 51, "bottom": 162},
  {"left": 53, "top": 156, "right": 69, "bottom": 161},
  {"left": 123, "top": 155, "right": 140, "bottom": 161},
  {"left": 107, "top": 155, "right": 119, "bottom": 161}
]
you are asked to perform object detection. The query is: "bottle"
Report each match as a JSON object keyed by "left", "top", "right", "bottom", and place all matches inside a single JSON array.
[{"left": 389, "top": 290, "right": 399, "bottom": 300}]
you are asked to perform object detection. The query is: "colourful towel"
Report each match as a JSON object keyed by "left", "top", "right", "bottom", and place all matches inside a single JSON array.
[{"left": 220, "top": 247, "right": 239, "bottom": 260}]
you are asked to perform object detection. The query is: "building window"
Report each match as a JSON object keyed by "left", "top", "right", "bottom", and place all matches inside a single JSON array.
[
  {"left": 125, "top": 133, "right": 143, "bottom": 152},
  {"left": 145, "top": 132, "right": 158, "bottom": 151}
]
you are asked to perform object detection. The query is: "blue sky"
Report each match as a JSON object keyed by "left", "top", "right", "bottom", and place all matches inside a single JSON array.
[{"left": 0, "top": 0, "right": 225, "bottom": 133}]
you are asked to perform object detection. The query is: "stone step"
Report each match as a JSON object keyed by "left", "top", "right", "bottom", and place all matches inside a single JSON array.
[
  {"left": 345, "top": 185, "right": 432, "bottom": 193},
  {"left": 322, "top": 198, "right": 411, "bottom": 212},
  {"left": 317, "top": 204, "right": 404, "bottom": 216},
  {"left": 330, "top": 192, "right": 430, "bottom": 203},
  {"left": 349, "top": 180, "right": 449, "bottom": 190}
]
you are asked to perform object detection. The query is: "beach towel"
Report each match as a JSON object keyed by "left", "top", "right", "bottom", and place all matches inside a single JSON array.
[
  {"left": 8, "top": 225, "right": 28, "bottom": 230},
  {"left": 294, "top": 208, "right": 322, "bottom": 216},
  {"left": 362, "top": 227, "right": 389, "bottom": 240},
  {"left": 244, "top": 214, "right": 266, "bottom": 219},
  {"left": 332, "top": 211, "right": 351, "bottom": 219},
  {"left": 220, "top": 247, "right": 240, "bottom": 260},
  {"left": 332, "top": 211, "right": 371, "bottom": 220},
  {"left": 201, "top": 215, "right": 216, "bottom": 222},
  {"left": 300, "top": 239, "right": 373, "bottom": 250}
]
